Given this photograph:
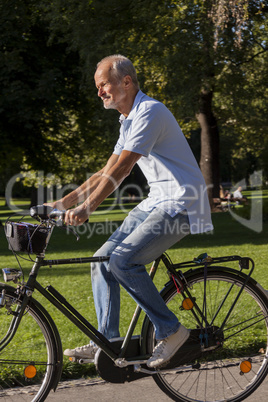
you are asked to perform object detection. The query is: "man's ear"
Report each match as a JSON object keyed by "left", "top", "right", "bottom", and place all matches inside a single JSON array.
[{"left": 123, "top": 75, "right": 132, "bottom": 89}]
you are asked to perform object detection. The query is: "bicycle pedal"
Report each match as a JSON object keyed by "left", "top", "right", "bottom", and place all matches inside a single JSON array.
[
  {"left": 68, "top": 356, "right": 94, "bottom": 364},
  {"left": 78, "top": 358, "right": 94, "bottom": 364}
]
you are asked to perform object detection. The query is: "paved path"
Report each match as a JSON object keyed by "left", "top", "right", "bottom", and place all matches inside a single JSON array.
[{"left": 45, "top": 376, "right": 268, "bottom": 401}]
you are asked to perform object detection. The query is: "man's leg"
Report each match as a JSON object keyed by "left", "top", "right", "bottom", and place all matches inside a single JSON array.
[
  {"left": 108, "top": 207, "right": 190, "bottom": 340},
  {"left": 65, "top": 207, "right": 190, "bottom": 364},
  {"left": 91, "top": 207, "right": 152, "bottom": 339},
  {"left": 64, "top": 207, "right": 150, "bottom": 359},
  {"left": 107, "top": 207, "right": 191, "bottom": 367}
]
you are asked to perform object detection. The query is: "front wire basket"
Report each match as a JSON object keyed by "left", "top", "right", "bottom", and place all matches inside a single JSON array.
[{"left": 4, "top": 218, "right": 50, "bottom": 255}]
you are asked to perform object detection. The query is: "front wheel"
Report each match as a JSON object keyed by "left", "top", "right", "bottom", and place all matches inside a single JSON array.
[
  {"left": 144, "top": 269, "right": 268, "bottom": 402},
  {"left": 0, "top": 284, "right": 60, "bottom": 402}
]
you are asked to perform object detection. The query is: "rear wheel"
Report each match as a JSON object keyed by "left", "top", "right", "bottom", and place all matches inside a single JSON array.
[
  {"left": 0, "top": 285, "right": 59, "bottom": 401},
  {"left": 145, "top": 269, "right": 268, "bottom": 402}
]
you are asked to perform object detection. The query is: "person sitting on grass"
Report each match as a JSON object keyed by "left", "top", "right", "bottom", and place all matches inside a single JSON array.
[{"left": 233, "top": 186, "right": 248, "bottom": 205}]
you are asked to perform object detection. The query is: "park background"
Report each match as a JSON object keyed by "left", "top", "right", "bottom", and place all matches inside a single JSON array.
[{"left": 0, "top": 0, "right": 268, "bottom": 380}]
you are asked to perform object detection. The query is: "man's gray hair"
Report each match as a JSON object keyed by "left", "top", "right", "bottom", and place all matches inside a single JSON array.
[{"left": 97, "top": 55, "right": 140, "bottom": 90}]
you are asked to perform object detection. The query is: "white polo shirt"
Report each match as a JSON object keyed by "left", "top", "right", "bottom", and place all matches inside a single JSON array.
[{"left": 113, "top": 91, "right": 213, "bottom": 234}]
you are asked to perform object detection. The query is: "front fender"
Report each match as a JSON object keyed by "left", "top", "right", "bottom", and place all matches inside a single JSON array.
[{"left": 28, "top": 293, "right": 63, "bottom": 391}]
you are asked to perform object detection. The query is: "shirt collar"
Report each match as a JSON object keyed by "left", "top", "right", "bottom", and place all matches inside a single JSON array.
[{"left": 119, "top": 90, "right": 146, "bottom": 124}]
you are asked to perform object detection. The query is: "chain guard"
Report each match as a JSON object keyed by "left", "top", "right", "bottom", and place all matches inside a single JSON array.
[{"left": 95, "top": 336, "right": 150, "bottom": 383}]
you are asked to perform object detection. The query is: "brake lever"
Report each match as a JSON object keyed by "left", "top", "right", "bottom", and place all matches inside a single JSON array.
[
  {"left": 66, "top": 226, "right": 80, "bottom": 241},
  {"left": 49, "top": 210, "right": 80, "bottom": 240}
]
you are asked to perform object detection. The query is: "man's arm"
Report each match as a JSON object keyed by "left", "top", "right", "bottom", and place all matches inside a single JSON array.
[
  {"left": 65, "top": 150, "right": 142, "bottom": 225},
  {"left": 45, "top": 153, "right": 121, "bottom": 210}
]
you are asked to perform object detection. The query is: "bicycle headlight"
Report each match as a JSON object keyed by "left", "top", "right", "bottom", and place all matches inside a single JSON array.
[{"left": 2, "top": 268, "right": 22, "bottom": 283}]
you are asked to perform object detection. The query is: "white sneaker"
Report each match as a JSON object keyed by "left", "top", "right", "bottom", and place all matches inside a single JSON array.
[
  {"left": 64, "top": 344, "right": 97, "bottom": 361},
  {"left": 147, "top": 325, "right": 190, "bottom": 368}
]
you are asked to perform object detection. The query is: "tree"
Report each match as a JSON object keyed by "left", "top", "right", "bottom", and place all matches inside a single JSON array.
[
  {"left": 56, "top": 0, "right": 266, "bottom": 202},
  {"left": 1, "top": 0, "right": 267, "bottom": 202},
  {"left": 1, "top": 1, "right": 72, "bottom": 166},
  {"left": 119, "top": 0, "right": 267, "bottom": 202},
  {"left": 0, "top": 0, "right": 118, "bottom": 193},
  {"left": 210, "top": 0, "right": 268, "bottom": 183}
]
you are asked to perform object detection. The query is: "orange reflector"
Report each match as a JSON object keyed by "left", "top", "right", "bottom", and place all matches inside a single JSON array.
[
  {"left": 240, "top": 360, "right": 252, "bottom": 373},
  {"left": 182, "top": 298, "right": 194, "bottom": 310},
  {"left": 24, "top": 365, "right": 37, "bottom": 379}
]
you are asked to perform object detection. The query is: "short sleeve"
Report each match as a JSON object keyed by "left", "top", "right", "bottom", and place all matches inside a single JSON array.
[
  {"left": 113, "top": 139, "right": 124, "bottom": 155},
  {"left": 120, "top": 103, "right": 163, "bottom": 157}
]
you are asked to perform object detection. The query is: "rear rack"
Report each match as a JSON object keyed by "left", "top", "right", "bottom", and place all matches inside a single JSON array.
[{"left": 172, "top": 255, "right": 253, "bottom": 271}]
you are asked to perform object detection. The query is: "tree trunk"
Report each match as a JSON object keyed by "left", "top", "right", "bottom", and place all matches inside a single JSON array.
[{"left": 196, "top": 90, "right": 220, "bottom": 208}]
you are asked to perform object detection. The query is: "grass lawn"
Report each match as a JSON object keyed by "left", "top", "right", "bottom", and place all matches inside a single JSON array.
[{"left": 0, "top": 193, "right": 267, "bottom": 380}]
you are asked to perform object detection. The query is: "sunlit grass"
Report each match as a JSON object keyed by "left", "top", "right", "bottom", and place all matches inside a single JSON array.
[{"left": 0, "top": 193, "right": 267, "bottom": 380}]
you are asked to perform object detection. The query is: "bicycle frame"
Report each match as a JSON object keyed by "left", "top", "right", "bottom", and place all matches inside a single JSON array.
[
  {"left": 2, "top": 213, "right": 259, "bottom": 371},
  {"left": 13, "top": 251, "right": 255, "bottom": 361},
  {"left": 7, "top": 253, "right": 163, "bottom": 365}
]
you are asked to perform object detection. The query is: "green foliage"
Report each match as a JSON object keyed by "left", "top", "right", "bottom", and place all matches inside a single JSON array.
[
  {"left": 122, "top": 0, "right": 268, "bottom": 181},
  {"left": 0, "top": 0, "right": 81, "bottom": 167},
  {"left": 0, "top": 0, "right": 118, "bottom": 188},
  {"left": 0, "top": 0, "right": 267, "bottom": 192},
  {"left": 61, "top": 361, "right": 97, "bottom": 380}
]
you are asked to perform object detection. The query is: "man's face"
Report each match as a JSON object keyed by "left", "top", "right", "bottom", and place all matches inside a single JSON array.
[{"left": 94, "top": 63, "right": 126, "bottom": 111}]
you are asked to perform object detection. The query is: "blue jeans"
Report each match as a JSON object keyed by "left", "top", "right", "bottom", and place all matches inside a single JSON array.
[{"left": 91, "top": 206, "right": 190, "bottom": 340}]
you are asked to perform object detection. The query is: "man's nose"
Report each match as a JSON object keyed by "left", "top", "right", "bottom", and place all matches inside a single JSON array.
[{"left": 98, "top": 87, "right": 104, "bottom": 97}]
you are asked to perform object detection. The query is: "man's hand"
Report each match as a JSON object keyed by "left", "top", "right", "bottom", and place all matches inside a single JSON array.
[
  {"left": 43, "top": 200, "right": 66, "bottom": 210},
  {"left": 64, "top": 204, "right": 90, "bottom": 226}
]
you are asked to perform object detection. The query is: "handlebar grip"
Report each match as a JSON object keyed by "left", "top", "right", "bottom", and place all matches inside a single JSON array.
[{"left": 49, "top": 209, "right": 66, "bottom": 220}]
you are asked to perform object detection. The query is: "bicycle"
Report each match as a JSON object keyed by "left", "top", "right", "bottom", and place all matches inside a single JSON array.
[{"left": 0, "top": 205, "right": 267, "bottom": 402}]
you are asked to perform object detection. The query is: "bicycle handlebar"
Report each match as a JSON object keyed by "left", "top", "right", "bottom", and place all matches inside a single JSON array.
[
  {"left": 30, "top": 205, "right": 66, "bottom": 222},
  {"left": 49, "top": 209, "right": 66, "bottom": 220}
]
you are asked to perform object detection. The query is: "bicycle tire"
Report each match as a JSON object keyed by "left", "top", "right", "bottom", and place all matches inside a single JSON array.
[
  {"left": 0, "top": 284, "right": 59, "bottom": 402},
  {"left": 144, "top": 268, "right": 268, "bottom": 402}
]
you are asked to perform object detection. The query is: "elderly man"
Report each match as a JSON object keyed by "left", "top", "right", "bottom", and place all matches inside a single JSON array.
[{"left": 48, "top": 55, "right": 213, "bottom": 368}]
